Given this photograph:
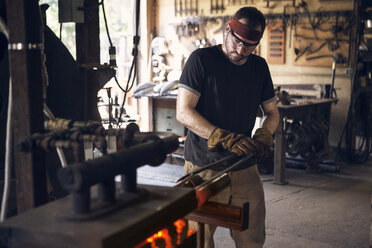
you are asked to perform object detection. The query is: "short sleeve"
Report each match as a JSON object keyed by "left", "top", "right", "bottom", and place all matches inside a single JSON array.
[
  {"left": 260, "top": 60, "right": 276, "bottom": 104},
  {"left": 179, "top": 49, "right": 205, "bottom": 96}
]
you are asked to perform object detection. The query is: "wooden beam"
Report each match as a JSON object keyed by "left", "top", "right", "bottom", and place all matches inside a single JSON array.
[
  {"left": 75, "top": 0, "right": 100, "bottom": 64},
  {"left": 75, "top": 0, "right": 100, "bottom": 121},
  {"left": 5, "top": 0, "right": 48, "bottom": 213}
]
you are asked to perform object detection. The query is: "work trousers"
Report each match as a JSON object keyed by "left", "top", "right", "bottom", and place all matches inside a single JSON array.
[{"left": 184, "top": 160, "right": 266, "bottom": 248}]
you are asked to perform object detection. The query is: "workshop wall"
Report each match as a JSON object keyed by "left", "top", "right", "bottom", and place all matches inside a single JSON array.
[{"left": 151, "top": 0, "right": 354, "bottom": 147}]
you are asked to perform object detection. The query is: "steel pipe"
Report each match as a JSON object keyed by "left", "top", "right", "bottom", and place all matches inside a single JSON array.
[{"left": 58, "top": 134, "right": 179, "bottom": 193}]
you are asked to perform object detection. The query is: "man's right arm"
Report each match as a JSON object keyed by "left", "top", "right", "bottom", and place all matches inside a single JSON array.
[{"left": 176, "top": 87, "right": 216, "bottom": 139}]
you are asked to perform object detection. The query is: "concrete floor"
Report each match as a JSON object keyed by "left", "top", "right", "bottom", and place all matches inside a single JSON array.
[{"left": 137, "top": 158, "right": 372, "bottom": 248}]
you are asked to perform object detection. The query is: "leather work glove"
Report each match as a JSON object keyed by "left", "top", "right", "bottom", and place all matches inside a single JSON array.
[
  {"left": 208, "top": 127, "right": 274, "bottom": 159},
  {"left": 229, "top": 136, "right": 258, "bottom": 157},
  {"left": 230, "top": 128, "right": 273, "bottom": 158},
  {"left": 252, "top": 128, "right": 274, "bottom": 158},
  {"left": 207, "top": 128, "right": 246, "bottom": 152}
]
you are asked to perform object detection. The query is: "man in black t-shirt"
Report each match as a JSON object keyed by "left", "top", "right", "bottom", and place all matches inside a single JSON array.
[{"left": 176, "top": 7, "right": 279, "bottom": 248}]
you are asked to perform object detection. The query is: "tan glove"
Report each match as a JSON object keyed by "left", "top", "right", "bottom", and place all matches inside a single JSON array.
[
  {"left": 252, "top": 128, "right": 274, "bottom": 158},
  {"left": 207, "top": 127, "right": 273, "bottom": 158},
  {"left": 207, "top": 128, "right": 246, "bottom": 152},
  {"left": 229, "top": 137, "right": 257, "bottom": 157},
  {"left": 228, "top": 128, "right": 274, "bottom": 158}
]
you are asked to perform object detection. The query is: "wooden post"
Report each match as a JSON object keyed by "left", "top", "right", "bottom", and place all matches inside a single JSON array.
[
  {"left": 197, "top": 222, "right": 205, "bottom": 248},
  {"left": 75, "top": 0, "right": 100, "bottom": 121},
  {"left": 6, "top": 0, "right": 48, "bottom": 213},
  {"left": 273, "top": 115, "right": 287, "bottom": 184},
  {"left": 370, "top": 196, "right": 372, "bottom": 248},
  {"left": 347, "top": 0, "right": 362, "bottom": 152}
]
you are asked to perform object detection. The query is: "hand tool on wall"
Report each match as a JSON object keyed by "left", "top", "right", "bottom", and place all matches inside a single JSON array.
[
  {"left": 210, "top": 0, "right": 225, "bottom": 13},
  {"left": 333, "top": 14, "right": 340, "bottom": 48},
  {"left": 305, "top": 54, "right": 333, "bottom": 61},
  {"left": 213, "top": 16, "right": 229, "bottom": 34},
  {"left": 183, "top": 0, "right": 186, "bottom": 15},
  {"left": 180, "top": 0, "right": 183, "bottom": 16},
  {"left": 294, "top": 43, "right": 312, "bottom": 61},
  {"left": 287, "top": 4, "right": 297, "bottom": 48},
  {"left": 184, "top": 0, "right": 189, "bottom": 16},
  {"left": 328, "top": 41, "right": 339, "bottom": 51},
  {"left": 220, "top": 0, "right": 225, "bottom": 13},
  {"left": 329, "top": 53, "right": 345, "bottom": 99},
  {"left": 175, "top": 0, "right": 177, "bottom": 16},
  {"left": 307, "top": 41, "right": 326, "bottom": 55},
  {"left": 294, "top": 34, "right": 349, "bottom": 43},
  {"left": 299, "top": 0, "right": 319, "bottom": 40},
  {"left": 190, "top": 0, "right": 193, "bottom": 16},
  {"left": 215, "top": 0, "right": 219, "bottom": 13}
]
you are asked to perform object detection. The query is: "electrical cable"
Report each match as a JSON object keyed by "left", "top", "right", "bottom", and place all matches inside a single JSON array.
[
  {"left": 99, "top": 0, "right": 141, "bottom": 127},
  {"left": 100, "top": 0, "right": 113, "bottom": 47},
  {"left": 113, "top": 75, "right": 126, "bottom": 93},
  {"left": 1, "top": 77, "right": 12, "bottom": 223},
  {"left": 0, "top": 17, "right": 10, "bottom": 222},
  {"left": 100, "top": 0, "right": 123, "bottom": 90},
  {"left": 0, "top": 17, "right": 8, "bottom": 40},
  {"left": 59, "top": 23, "right": 62, "bottom": 41},
  {"left": 117, "top": 0, "right": 141, "bottom": 127}
]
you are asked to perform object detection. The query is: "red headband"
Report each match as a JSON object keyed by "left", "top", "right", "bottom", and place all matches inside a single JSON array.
[{"left": 229, "top": 17, "right": 263, "bottom": 42}]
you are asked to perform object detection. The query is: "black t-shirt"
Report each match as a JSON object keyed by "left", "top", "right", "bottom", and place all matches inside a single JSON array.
[{"left": 179, "top": 45, "right": 275, "bottom": 170}]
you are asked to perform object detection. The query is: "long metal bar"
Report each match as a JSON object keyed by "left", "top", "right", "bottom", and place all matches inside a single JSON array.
[
  {"left": 6, "top": 0, "right": 48, "bottom": 213},
  {"left": 193, "top": 156, "right": 254, "bottom": 206},
  {"left": 58, "top": 135, "right": 179, "bottom": 192},
  {"left": 175, "top": 154, "right": 236, "bottom": 186},
  {"left": 195, "top": 155, "right": 253, "bottom": 190},
  {"left": 187, "top": 201, "right": 249, "bottom": 230}
]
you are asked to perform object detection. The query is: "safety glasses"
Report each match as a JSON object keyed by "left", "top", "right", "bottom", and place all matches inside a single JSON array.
[{"left": 230, "top": 29, "right": 260, "bottom": 48}]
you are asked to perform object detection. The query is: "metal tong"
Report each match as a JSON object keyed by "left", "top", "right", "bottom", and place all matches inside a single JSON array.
[{"left": 175, "top": 154, "right": 255, "bottom": 187}]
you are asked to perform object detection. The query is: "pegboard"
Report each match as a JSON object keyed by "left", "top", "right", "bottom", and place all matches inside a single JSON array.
[
  {"left": 292, "top": 15, "right": 350, "bottom": 67},
  {"left": 267, "top": 23, "right": 286, "bottom": 64}
]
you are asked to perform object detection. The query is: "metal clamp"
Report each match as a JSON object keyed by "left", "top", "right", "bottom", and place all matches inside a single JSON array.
[{"left": 8, "top": 42, "right": 43, "bottom": 51}]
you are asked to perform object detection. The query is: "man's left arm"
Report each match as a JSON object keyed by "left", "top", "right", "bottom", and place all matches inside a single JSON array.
[{"left": 260, "top": 100, "right": 279, "bottom": 135}]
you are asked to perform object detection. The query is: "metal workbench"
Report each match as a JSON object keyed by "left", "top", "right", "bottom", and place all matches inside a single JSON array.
[{"left": 273, "top": 98, "right": 336, "bottom": 184}]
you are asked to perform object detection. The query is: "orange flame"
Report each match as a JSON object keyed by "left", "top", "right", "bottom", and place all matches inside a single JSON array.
[{"left": 133, "top": 218, "right": 196, "bottom": 248}]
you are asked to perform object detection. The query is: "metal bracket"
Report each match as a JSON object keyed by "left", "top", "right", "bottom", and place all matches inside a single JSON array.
[{"left": 8, "top": 42, "right": 43, "bottom": 51}]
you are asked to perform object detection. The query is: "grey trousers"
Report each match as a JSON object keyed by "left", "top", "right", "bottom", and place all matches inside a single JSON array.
[{"left": 184, "top": 160, "right": 266, "bottom": 248}]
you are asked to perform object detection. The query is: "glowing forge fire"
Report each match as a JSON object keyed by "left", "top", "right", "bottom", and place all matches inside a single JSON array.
[{"left": 133, "top": 219, "right": 196, "bottom": 248}]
